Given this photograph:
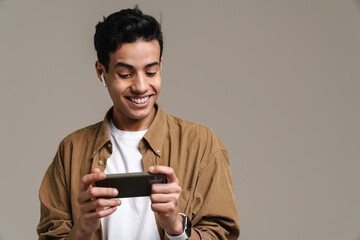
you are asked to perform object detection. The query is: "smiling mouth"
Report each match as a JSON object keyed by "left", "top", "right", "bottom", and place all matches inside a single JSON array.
[{"left": 128, "top": 96, "right": 150, "bottom": 104}]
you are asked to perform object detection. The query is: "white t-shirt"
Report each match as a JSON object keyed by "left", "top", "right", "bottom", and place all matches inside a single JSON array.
[{"left": 100, "top": 118, "right": 160, "bottom": 240}]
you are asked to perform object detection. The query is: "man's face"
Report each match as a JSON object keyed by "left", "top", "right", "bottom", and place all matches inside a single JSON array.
[{"left": 98, "top": 39, "right": 162, "bottom": 130}]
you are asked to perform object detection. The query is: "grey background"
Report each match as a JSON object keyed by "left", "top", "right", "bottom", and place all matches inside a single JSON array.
[{"left": 0, "top": 0, "right": 359, "bottom": 240}]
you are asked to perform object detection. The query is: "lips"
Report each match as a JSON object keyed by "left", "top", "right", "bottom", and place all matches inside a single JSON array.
[
  {"left": 130, "top": 96, "right": 149, "bottom": 104},
  {"left": 125, "top": 95, "right": 152, "bottom": 107}
]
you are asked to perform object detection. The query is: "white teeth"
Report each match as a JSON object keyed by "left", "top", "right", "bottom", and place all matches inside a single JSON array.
[{"left": 131, "top": 96, "right": 149, "bottom": 104}]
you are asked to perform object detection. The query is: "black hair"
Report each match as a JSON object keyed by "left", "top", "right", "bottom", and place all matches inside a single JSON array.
[{"left": 94, "top": 6, "right": 163, "bottom": 72}]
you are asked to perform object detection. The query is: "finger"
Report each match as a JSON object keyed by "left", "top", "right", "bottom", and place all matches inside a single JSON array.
[
  {"left": 78, "top": 186, "right": 118, "bottom": 203},
  {"left": 83, "top": 206, "right": 118, "bottom": 220},
  {"left": 149, "top": 166, "right": 178, "bottom": 184},
  {"left": 79, "top": 168, "right": 101, "bottom": 192},
  {"left": 151, "top": 202, "right": 178, "bottom": 214},
  {"left": 91, "top": 168, "right": 101, "bottom": 185},
  {"left": 81, "top": 170, "right": 106, "bottom": 192},
  {"left": 150, "top": 193, "right": 179, "bottom": 204},
  {"left": 151, "top": 183, "right": 182, "bottom": 194},
  {"left": 80, "top": 198, "right": 121, "bottom": 214}
]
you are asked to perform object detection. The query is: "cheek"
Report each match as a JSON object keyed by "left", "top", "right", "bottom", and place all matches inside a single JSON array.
[
  {"left": 153, "top": 78, "right": 162, "bottom": 92},
  {"left": 108, "top": 84, "right": 127, "bottom": 100}
]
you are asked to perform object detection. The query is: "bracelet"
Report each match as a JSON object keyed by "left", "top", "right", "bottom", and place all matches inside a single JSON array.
[{"left": 165, "top": 230, "right": 188, "bottom": 240}]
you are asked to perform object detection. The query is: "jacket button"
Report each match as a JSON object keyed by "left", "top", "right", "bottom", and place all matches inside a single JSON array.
[{"left": 98, "top": 160, "right": 104, "bottom": 166}]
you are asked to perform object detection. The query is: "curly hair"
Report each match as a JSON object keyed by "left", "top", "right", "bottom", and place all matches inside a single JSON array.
[{"left": 94, "top": 5, "right": 163, "bottom": 72}]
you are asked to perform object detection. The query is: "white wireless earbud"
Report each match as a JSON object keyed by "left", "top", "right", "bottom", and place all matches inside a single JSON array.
[{"left": 101, "top": 73, "right": 107, "bottom": 88}]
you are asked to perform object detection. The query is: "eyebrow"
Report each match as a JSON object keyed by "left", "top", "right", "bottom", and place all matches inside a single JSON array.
[{"left": 114, "top": 61, "right": 159, "bottom": 69}]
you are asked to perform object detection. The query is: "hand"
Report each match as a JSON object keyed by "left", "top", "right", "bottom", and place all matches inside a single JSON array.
[
  {"left": 76, "top": 168, "right": 121, "bottom": 236},
  {"left": 149, "top": 166, "right": 184, "bottom": 236}
]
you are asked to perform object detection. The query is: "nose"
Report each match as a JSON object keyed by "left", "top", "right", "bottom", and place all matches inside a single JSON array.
[{"left": 130, "top": 72, "right": 148, "bottom": 94}]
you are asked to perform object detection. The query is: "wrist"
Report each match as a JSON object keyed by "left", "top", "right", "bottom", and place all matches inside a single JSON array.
[
  {"left": 76, "top": 218, "right": 95, "bottom": 239},
  {"left": 165, "top": 213, "right": 192, "bottom": 240},
  {"left": 77, "top": 226, "right": 93, "bottom": 238},
  {"left": 166, "top": 214, "right": 184, "bottom": 236},
  {"left": 66, "top": 221, "right": 93, "bottom": 240}
]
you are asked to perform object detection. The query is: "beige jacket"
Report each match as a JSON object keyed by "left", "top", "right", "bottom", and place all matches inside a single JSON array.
[{"left": 37, "top": 104, "right": 240, "bottom": 239}]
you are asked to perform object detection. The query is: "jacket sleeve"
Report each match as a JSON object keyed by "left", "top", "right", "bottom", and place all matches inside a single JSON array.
[
  {"left": 190, "top": 135, "right": 240, "bottom": 240},
  {"left": 37, "top": 140, "right": 73, "bottom": 240}
]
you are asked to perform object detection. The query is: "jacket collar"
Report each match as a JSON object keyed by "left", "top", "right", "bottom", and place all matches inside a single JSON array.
[
  {"left": 143, "top": 103, "right": 167, "bottom": 157},
  {"left": 93, "top": 108, "right": 113, "bottom": 157}
]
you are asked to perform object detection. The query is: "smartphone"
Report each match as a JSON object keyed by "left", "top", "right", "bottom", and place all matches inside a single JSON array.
[{"left": 95, "top": 172, "right": 167, "bottom": 198}]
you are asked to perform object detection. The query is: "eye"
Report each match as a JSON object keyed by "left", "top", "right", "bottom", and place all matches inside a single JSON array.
[
  {"left": 146, "top": 72, "right": 156, "bottom": 77},
  {"left": 118, "top": 73, "right": 133, "bottom": 79}
]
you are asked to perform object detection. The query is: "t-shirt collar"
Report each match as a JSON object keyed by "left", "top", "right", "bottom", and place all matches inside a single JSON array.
[{"left": 93, "top": 103, "right": 167, "bottom": 157}]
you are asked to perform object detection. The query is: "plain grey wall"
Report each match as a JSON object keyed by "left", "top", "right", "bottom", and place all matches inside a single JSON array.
[{"left": 0, "top": 0, "right": 359, "bottom": 240}]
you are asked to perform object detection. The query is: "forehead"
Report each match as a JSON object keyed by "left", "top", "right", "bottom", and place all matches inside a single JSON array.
[{"left": 109, "top": 39, "right": 161, "bottom": 68}]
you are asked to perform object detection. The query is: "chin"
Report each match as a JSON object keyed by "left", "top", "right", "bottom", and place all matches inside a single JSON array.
[{"left": 127, "top": 107, "right": 153, "bottom": 120}]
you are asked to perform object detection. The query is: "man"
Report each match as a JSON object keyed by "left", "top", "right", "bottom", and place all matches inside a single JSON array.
[{"left": 37, "top": 6, "right": 240, "bottom": 240}]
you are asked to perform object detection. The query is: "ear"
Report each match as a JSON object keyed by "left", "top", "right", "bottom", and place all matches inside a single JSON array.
[
  {"left": 95, "top": 61, "right": 106, "bottom": 84},
  {"left": 160, "top": 57, "right": 163, "bottom": 70}
]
